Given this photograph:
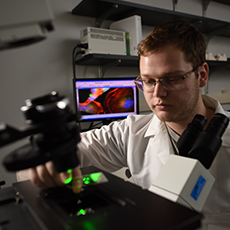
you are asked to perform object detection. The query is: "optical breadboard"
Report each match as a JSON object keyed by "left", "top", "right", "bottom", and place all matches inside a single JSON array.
[
  {"left": 80, "top": 27, "right": 126, "bottom": 56},
  {"left": 110, "top": 15, "right": 142, "bottom": 56}
]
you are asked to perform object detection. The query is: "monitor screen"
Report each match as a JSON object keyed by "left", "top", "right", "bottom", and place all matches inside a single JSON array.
[{"left": 73, "top": 77, "right": 139, "bottom": 121}]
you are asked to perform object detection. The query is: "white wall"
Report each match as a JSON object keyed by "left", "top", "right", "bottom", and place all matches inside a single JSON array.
[{"left": 1, "top": 0, "right": 230, "bottom": 186}]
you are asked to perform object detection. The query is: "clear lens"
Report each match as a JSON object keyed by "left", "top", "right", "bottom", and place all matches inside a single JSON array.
[
  {"left": 162, "top": 78, "right": 184, "bottom": 91},
  {"left": 136, "top": 78, "right": 184, "bottom": 92},
  {"left": 134, "top": 69, "right": 195, "bottom": 93}
]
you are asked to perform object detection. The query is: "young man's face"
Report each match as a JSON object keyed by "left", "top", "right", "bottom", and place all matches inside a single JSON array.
[{"left": 139, "top": 44, "right": 201, "bottom": 124}]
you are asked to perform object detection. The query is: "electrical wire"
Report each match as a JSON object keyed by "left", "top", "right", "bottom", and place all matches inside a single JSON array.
[
  {"left": 72, "top": 45, "right": 86, "bottom": 81},
  {"left": 72, "top": 43, "right": 107, "bottom": 132},
  {"left": 72, "top": 44, "right": 88, "bottom": 126}
]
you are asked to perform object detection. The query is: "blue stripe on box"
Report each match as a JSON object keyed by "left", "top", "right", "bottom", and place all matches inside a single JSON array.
[{"left": 191, "top": 175, "right": 206, "bottom": 201}]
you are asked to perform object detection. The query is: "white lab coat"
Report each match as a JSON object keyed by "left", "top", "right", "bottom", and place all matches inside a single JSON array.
[{"left": 78, "top": 95, "right": 230, "bottom": 230}]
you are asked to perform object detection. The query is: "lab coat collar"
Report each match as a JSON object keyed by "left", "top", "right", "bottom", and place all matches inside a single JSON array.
[
  {"left": 202, "top": 94, "right": 227, "bottom": 115},
  {"left": 144, "top": 114, "right": 164, "bottom": 138},
  {"left": 144, "top": 115, "right": 173, "bottom": 165}
]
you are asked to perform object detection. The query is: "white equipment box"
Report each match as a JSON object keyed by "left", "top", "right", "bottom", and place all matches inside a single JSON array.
[
  {"left": 149, "top": 155, "right": 215, "bottom": 212},
  {"left": 80, "top": 27, "right": 126, "bottom": 56},
  {"left": 110, "top": 15, "right": 142, "bottom": 56}
]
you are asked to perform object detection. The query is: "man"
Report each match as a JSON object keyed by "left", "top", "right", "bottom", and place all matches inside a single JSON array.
[{"left": 18, "top": 20, "right": 230, "bottom": 229}]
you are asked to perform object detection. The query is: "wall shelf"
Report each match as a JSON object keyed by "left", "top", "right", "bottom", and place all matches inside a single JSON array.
[
  {"left": 72, "top": 0, "right": 230, "bottom": 38},
  {"left": 76, "top": 53, "right": 230, "bottom": 70},
  {"left": 76, "top": 53, "right": 139, "bottom": 67},
  {"left": 213, "top": 0, "right": 230, "bottom": 5}
]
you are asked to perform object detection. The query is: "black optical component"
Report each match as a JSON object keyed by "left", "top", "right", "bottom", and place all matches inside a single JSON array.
[
  {"left": 177, "top": 114, "right": 207, "bottom": 156},
  {"left": 188, "top": 113, "right": 229, "bottom": 169},
  {"left": 1, "top": 91, "right": 81, "bottom": 173}
]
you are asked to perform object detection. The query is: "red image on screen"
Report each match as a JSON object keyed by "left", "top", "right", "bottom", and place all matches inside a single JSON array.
[{"left": 79, "top": 87, "right": 135, "bottom": 115}]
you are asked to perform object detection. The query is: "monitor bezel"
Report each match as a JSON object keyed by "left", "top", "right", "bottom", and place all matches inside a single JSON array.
[{"left": 73, "top": 77, "right": 139, "bottom": 122}]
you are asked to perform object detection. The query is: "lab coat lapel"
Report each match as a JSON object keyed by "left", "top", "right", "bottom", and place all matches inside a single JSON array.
[{"left": 145, "top": 115, "right": 174, "bottom": 165}]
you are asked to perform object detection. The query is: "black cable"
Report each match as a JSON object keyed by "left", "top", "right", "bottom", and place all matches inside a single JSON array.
[
  {"left": 72, "top": 43, "right": 88, "bottom": 81},
  {"left": 72, "top": 43, "right": 107, "bottom": 132},
  {"left": 72, "top": 44, "right": 88, "bottom": 127}
]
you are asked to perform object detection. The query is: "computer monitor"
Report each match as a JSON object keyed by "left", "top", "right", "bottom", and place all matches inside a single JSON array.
[{"left": 73, "top": 77, "right": 139, "bottom": 122}]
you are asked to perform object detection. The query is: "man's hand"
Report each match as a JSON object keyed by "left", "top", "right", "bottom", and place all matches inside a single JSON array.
[{"left": 28, "top": 161, "right": 82, "bottom": 193}]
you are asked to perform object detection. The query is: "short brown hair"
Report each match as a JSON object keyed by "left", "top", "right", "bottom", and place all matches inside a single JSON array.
[{"left": 138, "top": 20, "right": 206, "bottom": 68}]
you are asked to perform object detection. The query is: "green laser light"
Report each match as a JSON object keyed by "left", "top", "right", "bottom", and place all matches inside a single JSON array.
[
  {"left": 77, "top": 209, "right": 86, "bottom": 216},
  {"left": 83, "top": 177, "right": 91, "bottom": 185},
  {"left": 90, "top": 172, "right": 101, "bottom": 182},
  {"left": 64, "top": 169, "right": 73, "bottom": 184}
]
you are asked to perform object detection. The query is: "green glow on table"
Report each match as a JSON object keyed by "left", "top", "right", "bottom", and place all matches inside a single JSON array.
[{"left": 90, "top": 172, "right": 101, "bottom": 182}]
